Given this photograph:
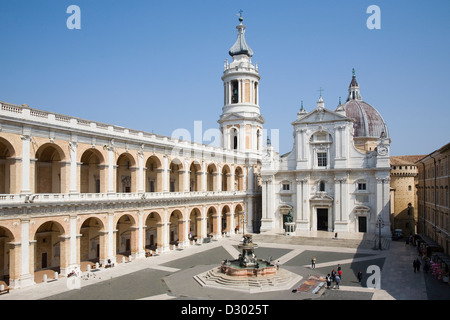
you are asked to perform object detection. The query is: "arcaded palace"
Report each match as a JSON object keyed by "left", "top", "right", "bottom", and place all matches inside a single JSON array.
[{"left": 0, "top": 15, "right": 392, "bottom": 288}]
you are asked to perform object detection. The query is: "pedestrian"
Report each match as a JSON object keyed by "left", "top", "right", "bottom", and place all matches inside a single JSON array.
[
  {"left": 416, "top": 258, "right": 421, "bottom": 272},
  {"left": 311, "top": 257, "right": 316, "bottom": 269},
  {"left": 335, "top": 275, "right": 341, "bottom": 289},
  {"left": 338, "top": 268, "right": 342, "bottom": 281},
  {"left": 326, "top": 274, "right": 332, "bottom": 289},
  {"left": 331, "top": 269, "right": 336, "bottom": 283},
  {"left": 276, "top": 260, "right": 280, "bottom": 270},
  {"left": 357, "top": 270, "right": 363, "bottom": 283}
]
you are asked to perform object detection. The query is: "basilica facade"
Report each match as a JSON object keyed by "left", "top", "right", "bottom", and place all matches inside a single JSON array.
[
  {"left": 0, "top": 15, "right": 391, "bottom": 289},
  {"left": 260, "top": 71, "right": 392, "bottom": 237}
]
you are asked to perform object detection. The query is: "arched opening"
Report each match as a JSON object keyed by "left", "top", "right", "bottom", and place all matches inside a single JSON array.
[
  {"left": 34, "top": 221, "right": 64, "bottom": 282},
  {"left": 145, "top": 156, "right": 162, "bottom": 192},
  {"left": 221, "top": 205, "right": 230, "bottom": 234},
  {"left": 0, "top": 138, "right": 15, "bottom": 194},
  {"left": 145, "top": 212, "right": 162, "bottom": 252},
  {"left": 206, "top": 207, "right": 217, "bottom": 237},
  {"left": 116, "top": 214, "right": 136, "bottom": 262},
  {"left": 234, "top": 166, "right": 244, "bottom": 191},
  {"left": 116, "top": 153, "right": 136, "bottom": 193},
  {"left": 0, "top": 227, "right": 15, "bottom": 287},
  {"left": 189, "top": 162, "right": 201, "bottom": 192},
  {"left": 231, "top": 128, "right": 238, "bottom": 150},
  {"left": 169, "top": 159, "right": 183, "bottom": 192},
  {"left": 79, "top": 217, "right": 104, "bottom": 270},
  {"left": 189, "top": 208, "right": 202, "bottom": 241},
  {"left": 80, "top": 149, "right": 105, "bottom": 193},
  {"left": 234, "top": 204, "right": 244, "bottom": 233},
  {"left": 169, "top": 210, "right": 184, "bottom": 247},
  {"left": 206, "top": 163, "right": 218, "bottom": 191},
  {"left": 222, "top": 165, "right": 231, "bottom": 191},
  {"left": 35, "top": 144, "right": 65, "bottom": 193}
]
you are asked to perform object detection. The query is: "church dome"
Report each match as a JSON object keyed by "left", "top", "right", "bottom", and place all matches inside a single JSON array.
[{"left": 338, "top": 69, "right": 389, "bottom": 139}]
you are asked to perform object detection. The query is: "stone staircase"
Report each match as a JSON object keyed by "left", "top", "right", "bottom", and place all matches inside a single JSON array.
[{"left": 194, "top": 266, "right": 302, "bottom": 293}]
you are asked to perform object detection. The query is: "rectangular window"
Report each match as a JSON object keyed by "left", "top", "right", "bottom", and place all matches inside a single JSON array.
[
  {"left": 282, "top": 184, "right": 290, "bottom": 191},
  {"left": 358, "top": 183, "right": 367, "bottom": 191},
  {"left": 317, "top": 152, "right": 327, "bottom": 167}
]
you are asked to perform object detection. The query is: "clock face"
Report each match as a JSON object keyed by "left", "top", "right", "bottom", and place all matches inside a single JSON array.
[{"left": 378, "top": 146, "right": 388, "bottom": 155}]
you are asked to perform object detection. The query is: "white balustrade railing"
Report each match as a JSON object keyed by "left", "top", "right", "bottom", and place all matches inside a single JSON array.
[{"left": 0, "top": 190, "right": 247, "bottom": 205}]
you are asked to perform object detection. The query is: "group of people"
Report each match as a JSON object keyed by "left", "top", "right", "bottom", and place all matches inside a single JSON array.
[
  {"left": 325, "top": 264, "right": 343, "bottom": 289},
  {"left": 413, "top": 256, "right": 431, "bottom": 273}
]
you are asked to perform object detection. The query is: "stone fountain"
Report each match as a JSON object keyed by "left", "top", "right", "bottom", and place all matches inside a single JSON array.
[
  {"left": 193, "top": 234, "right": 302, "bottom": 293},
  {"left": 221, "top": 234, "right": 277, "bottom": 276}
]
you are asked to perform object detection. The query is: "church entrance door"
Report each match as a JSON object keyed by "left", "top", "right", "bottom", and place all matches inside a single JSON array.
[
  {"left": 317, "top": 209, "right": 328, "bottom": 231},
  {"left": 358, "top": 216, "right": 367, "bottom": 233}
]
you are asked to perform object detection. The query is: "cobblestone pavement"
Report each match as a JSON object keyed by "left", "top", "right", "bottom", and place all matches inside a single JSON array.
[{"left": 1, "top": 232, "right": 449, "bottom": 301}]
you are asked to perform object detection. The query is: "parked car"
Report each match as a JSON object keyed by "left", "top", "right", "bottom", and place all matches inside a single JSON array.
[{"left": 392, "top": 229, "right": 403, "bottom": 240}]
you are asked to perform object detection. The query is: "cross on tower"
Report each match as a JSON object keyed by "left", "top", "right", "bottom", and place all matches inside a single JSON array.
[{"left": 318, "top": 87, "right": 325, "bottom": 98}]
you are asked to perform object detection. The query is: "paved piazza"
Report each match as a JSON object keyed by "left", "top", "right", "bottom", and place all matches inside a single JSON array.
[{"left": 1, "top": 232, "right": 449, "bottom": 303}]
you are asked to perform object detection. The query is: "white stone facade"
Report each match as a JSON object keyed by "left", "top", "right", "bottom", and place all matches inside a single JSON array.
[{"left": 260, "top": 91, "right": 391, "bottom": 237}]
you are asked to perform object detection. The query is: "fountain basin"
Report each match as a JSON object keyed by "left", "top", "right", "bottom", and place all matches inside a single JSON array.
[{"left": 221, "top": 261, "right": 277, "bottom": 276}]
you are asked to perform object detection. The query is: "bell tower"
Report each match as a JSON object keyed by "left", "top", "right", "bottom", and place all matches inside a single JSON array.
[{"left": 218, "top": 13, "right": 264, "bottom": 153}]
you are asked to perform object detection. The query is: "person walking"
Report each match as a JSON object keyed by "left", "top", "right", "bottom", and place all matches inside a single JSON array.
[
  {"left": 357, "top": 270, "right": 363, "bottom": 283},
  {"left": 331, "top": 269, "right": 336, "bottom": 283},
  {"left": 326, "top": 274, "right": 332, "bottom": 289},
  {"left": 334, "top": 274, "right": 341, "bottom": 289},
  {"left": 416, "top": 258, "right": 421, "bottom": 272},
  {"left": 311, "top": 257, "right": 316, "bottom": 269},
  {"left": 338, "top": 268, "right": 342, "bottom": 281}
]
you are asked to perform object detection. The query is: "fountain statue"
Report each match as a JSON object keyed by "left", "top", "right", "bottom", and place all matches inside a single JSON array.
[{"left": 220, "top": 234, "right": 277, "bottom": 276}]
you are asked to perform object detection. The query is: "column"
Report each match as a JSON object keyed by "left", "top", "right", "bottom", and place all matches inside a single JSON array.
[
  {"left": 19, "top": 218, "right": 33, "bottom": 287},
  {"left": 137, "top": 210, "right": 145, "bottom": 258},
  {"left": 260, "top": 177, "right": 273, "bottom": 232},
  {"left": 230, "top": 204, "right": 235, "bottom": 235},
  {"left": 107, "top": 212, "right": 116, "bottom": 263},
  {"left": 231, "top": 164, "right": 235, "bottom": 191},
  {"left": 184, "top": 160, "right": 189, "bottom": 192},
  {"left": 201, "top": 205, "right": 207, "bottom": 239},
  {"left": 69, "top": 142, "right": 78, "bottom": 193},
  {"left": 202, "top": 161, "right": 207, "bottom": 191},
  {"left": 217, "top": 164, "right": 222, "bottom": 192},
  {"left": 163, "top": 208, "right": 170, "bottom": 252},
  {"left": 163, "top": 155, "right": 169, "bottom": 192},
  {"left": 138, "top": 149, "right": 144, "bottom": 193},
  {"left": 20, "top": 134, "right": 31, "bottom": 194},
  {"left": 184, "top": 207, "right": 190, "bottom": 246},
  {"left": 69, "top": 215, "right": 78, "bottom": 268},
  {"left": 107, "top": 145, "right": 115, "bottom": 193},
  {"left": 246, "top": 198, "right": 253, "bottom": 233}
]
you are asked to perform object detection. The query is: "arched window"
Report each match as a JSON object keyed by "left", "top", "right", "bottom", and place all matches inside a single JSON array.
[{"left": 231, "top": 128, "right": 238, "bottom": 150}]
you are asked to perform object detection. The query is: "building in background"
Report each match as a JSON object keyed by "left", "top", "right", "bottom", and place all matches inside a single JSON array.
[
  {"left": 416, "top": 143, "right": 450, "bottom": 254},
  {"left": 389, "top": 155, "right": 425, "bottom": 237},
  {"left": 260, "top": 70, "right": 392, "bottom": 237}
]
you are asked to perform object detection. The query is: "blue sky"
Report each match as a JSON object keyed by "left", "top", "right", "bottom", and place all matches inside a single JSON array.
[{"left": 1, "top": 0, "right": 449, "bottom": 156}]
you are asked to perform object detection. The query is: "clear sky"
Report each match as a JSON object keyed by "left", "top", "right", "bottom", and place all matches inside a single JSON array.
[{"left": 1, "top": 0, "right": 449, "bottom": 157}]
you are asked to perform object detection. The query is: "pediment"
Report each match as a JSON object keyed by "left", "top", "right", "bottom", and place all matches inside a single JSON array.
[
  {"left": 292, "top": 107, "right": 349, "bottom": 125},
  {"left": 310, "top": 192, "right": 334, "bottom": 202}
]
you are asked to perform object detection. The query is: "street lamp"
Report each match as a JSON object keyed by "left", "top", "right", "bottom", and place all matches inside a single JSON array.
[{"left": 376, "top": 216, "right": 385, "bottom": 250}]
